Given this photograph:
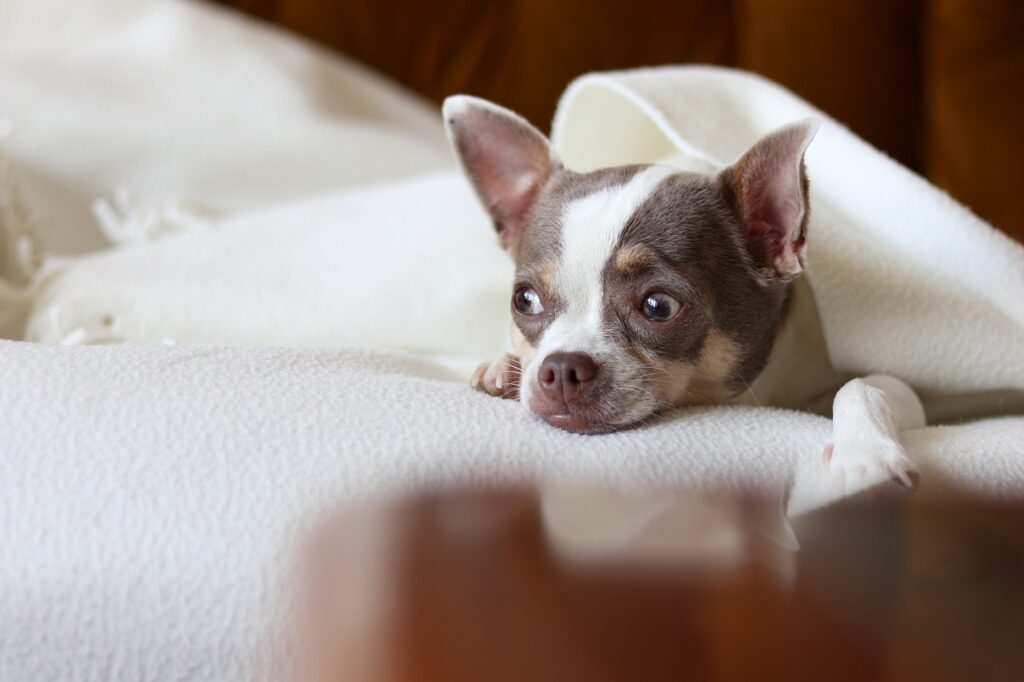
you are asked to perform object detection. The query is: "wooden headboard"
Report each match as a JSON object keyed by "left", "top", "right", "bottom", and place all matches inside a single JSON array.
[{"left": 212, "top": 0, "right": 1024, "bottom": 242}]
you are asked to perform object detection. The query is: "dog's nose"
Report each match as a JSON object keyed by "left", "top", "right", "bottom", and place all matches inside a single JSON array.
[{"left": 538, "top": 352, "right": 598, "bottom": 404}]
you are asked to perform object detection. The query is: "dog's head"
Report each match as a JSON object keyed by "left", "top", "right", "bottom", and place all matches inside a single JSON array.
[{"left": 445, "top": 96, "right": 818, "bottom": 433}]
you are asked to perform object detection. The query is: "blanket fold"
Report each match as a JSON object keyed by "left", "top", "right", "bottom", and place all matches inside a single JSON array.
[{"left": 551, "top": 67, "right": 1024, "bottom": 396}]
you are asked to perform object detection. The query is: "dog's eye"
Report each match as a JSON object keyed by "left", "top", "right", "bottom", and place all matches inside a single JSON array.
[
  {"left": 513, "top": 287, "right": 545, "bottom": 315},
  {"left": 640, "top": 292, "right": 681, "bottom": 322}
]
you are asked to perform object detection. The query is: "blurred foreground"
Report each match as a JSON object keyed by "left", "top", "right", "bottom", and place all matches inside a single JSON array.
[{"left": 293, "top": 487, "right": 1024, "bottom": 682}]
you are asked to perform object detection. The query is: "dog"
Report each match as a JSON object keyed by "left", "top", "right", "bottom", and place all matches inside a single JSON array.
[{"left": 444, "top": 95, "right": 922, "bottom": 495}]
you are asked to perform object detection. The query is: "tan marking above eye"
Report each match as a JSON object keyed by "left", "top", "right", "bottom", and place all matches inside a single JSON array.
[
  {"left": 536, "top": 261, "right": 559, "bottom": 296},
  {"left": 614, "top": 245, "right": 653, "bottom": 274}
]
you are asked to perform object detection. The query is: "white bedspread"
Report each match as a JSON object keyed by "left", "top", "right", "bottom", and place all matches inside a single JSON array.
[{"left": 2, "top": 341, "right": 1022, "bottom": 681}]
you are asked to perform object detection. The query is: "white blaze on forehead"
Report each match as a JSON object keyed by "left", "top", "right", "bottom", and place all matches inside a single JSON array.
[{"left": 539, "top": 166, "right": 676, "bottom": 355}]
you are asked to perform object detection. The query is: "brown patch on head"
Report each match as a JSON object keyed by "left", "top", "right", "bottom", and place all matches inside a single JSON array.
[
  {"left": 513, "top": 164, "right": 645, "bottom": 268},
  {"left": 614, "top": 245, "right": 653, "bottom": 275},
  {"left": 509, "top": 165, "right": 648, "bottom": 349}
]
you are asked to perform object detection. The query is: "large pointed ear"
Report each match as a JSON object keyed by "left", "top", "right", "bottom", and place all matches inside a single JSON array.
[
  {"left": 720, "top": 119, "right": 820, "bottom": 280},
  {"left": 443, "top": 95, "right": 558, "bottom": 251}
]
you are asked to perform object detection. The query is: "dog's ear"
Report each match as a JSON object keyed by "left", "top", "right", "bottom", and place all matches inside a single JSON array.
[
  {"left": 721, "top": 119, "right": 820, "bottom": 280},
  {"left": 444, "top": 95, "right": 558, "bottom": 251}
]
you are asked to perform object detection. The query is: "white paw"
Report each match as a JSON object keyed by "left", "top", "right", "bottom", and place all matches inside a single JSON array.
[
  {"left": 470, "top": 354, "right": 521, "bottom": 399},
  {"left": 824, "top": 438, "right": 919, "bottom": 497}
]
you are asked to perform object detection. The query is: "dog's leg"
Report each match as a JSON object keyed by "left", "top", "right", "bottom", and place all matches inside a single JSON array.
[
  {"left": 825, "top": 374, "right": 924, "bottom": 495},
  {"left": 470, "top": 354, "right": 521, "bottom": 399}
]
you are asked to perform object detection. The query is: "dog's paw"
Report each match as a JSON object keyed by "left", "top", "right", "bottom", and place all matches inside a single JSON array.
[
  {"left": 824, "top": 438, "right": 919, "bottom": 497},
  {"left": 470, "top": 354, "right": 521, "bottom": 399}
]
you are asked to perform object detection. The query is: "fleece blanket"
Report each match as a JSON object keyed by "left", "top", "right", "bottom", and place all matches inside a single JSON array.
[
  {"left": 23, "top": 172, "right": 513, "bottom": 373},
  {"left": 0, "top": 0, "right": 451, "bottom": 340},
  {"left": 0, "top": 0, "right": 450, "bottom": 257},
  {"left": 3, "top": 342, "right": 1023, "bottom": 682},
  {"left": 552, "top": 69, "right": 1024, "bottom": 397}
]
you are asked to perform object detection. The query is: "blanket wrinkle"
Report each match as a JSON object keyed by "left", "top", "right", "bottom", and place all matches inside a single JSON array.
[
  {"left": 0, "top": 0, "right": 452, "bottom": 255},
  {"left": 0, "top": 128, "right": 42, "bottom": 340},
  {"left": 551, "top": 66, "right": 1024, "bottom": 398}
]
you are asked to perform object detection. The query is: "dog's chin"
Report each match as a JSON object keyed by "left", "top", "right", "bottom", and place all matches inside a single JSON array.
[
  {"left": 527, "top": 390, "right": 655, "bottom": 435},
  {"left": 539, "top": 413, "right": 621, "bottom": 435},
  {"left": 532, "top": 402, "right": 653, "bottom": 435}
]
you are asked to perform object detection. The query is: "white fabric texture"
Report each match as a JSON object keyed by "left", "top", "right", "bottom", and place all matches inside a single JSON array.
[
  {"left": 25, "top": 172, "right": 513, "bottom": 369},
  {"left": 0, "top": 0, "right": 453, "bottom": 341},
  {"left": 2, "top": 341, "right": 1022, "bottom": 681},
  {"left": 0, "top": 0, "right": 450, "bottom": 256}
]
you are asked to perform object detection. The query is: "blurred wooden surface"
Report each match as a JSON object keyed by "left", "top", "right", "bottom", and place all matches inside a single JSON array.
[
  {"left": 212, "top": 0, "right": 1024, "bottom": 242},
  {"left": 295, "top": 488, "right": 1024, "bottom": 682}
]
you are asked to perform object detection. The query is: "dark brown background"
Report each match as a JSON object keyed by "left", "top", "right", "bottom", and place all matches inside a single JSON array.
[{"left": 212, "top": 0, "right": 1024, "bottom": 242}]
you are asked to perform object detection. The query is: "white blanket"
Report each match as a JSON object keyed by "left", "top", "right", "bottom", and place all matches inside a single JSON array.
[
  {"left": 0, "top": 0, "right": 450, "bottom": 256},
  {"left": 552, "top": 69, "right": 1024, "bottom": 396},
  {"left": 0, "top": 0, "right": 451, "bottom": 340},
  {"left": 2, "top": 341, "right": 1022, "bottom": 681},
  {"left": 25, "top": 172, "right": 513, "bottom": 371}
]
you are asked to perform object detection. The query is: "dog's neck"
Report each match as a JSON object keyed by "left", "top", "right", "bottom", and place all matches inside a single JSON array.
[{"left": 738, "top": 278, "right": 850, "bottom": 414}]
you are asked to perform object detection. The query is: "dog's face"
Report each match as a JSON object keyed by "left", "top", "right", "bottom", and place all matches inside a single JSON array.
[{"left": 446, "top": 96, "right": 818, "bottom": 433}]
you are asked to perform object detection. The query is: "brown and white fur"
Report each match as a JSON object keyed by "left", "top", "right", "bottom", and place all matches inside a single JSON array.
[{"left": 445, "top": 95, "right": 921, "bottom": 494}]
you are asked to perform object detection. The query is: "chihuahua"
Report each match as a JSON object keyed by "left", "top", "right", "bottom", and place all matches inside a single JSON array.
[{"left": 444, "top": 95, "right": 922, "bottom": 494}]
